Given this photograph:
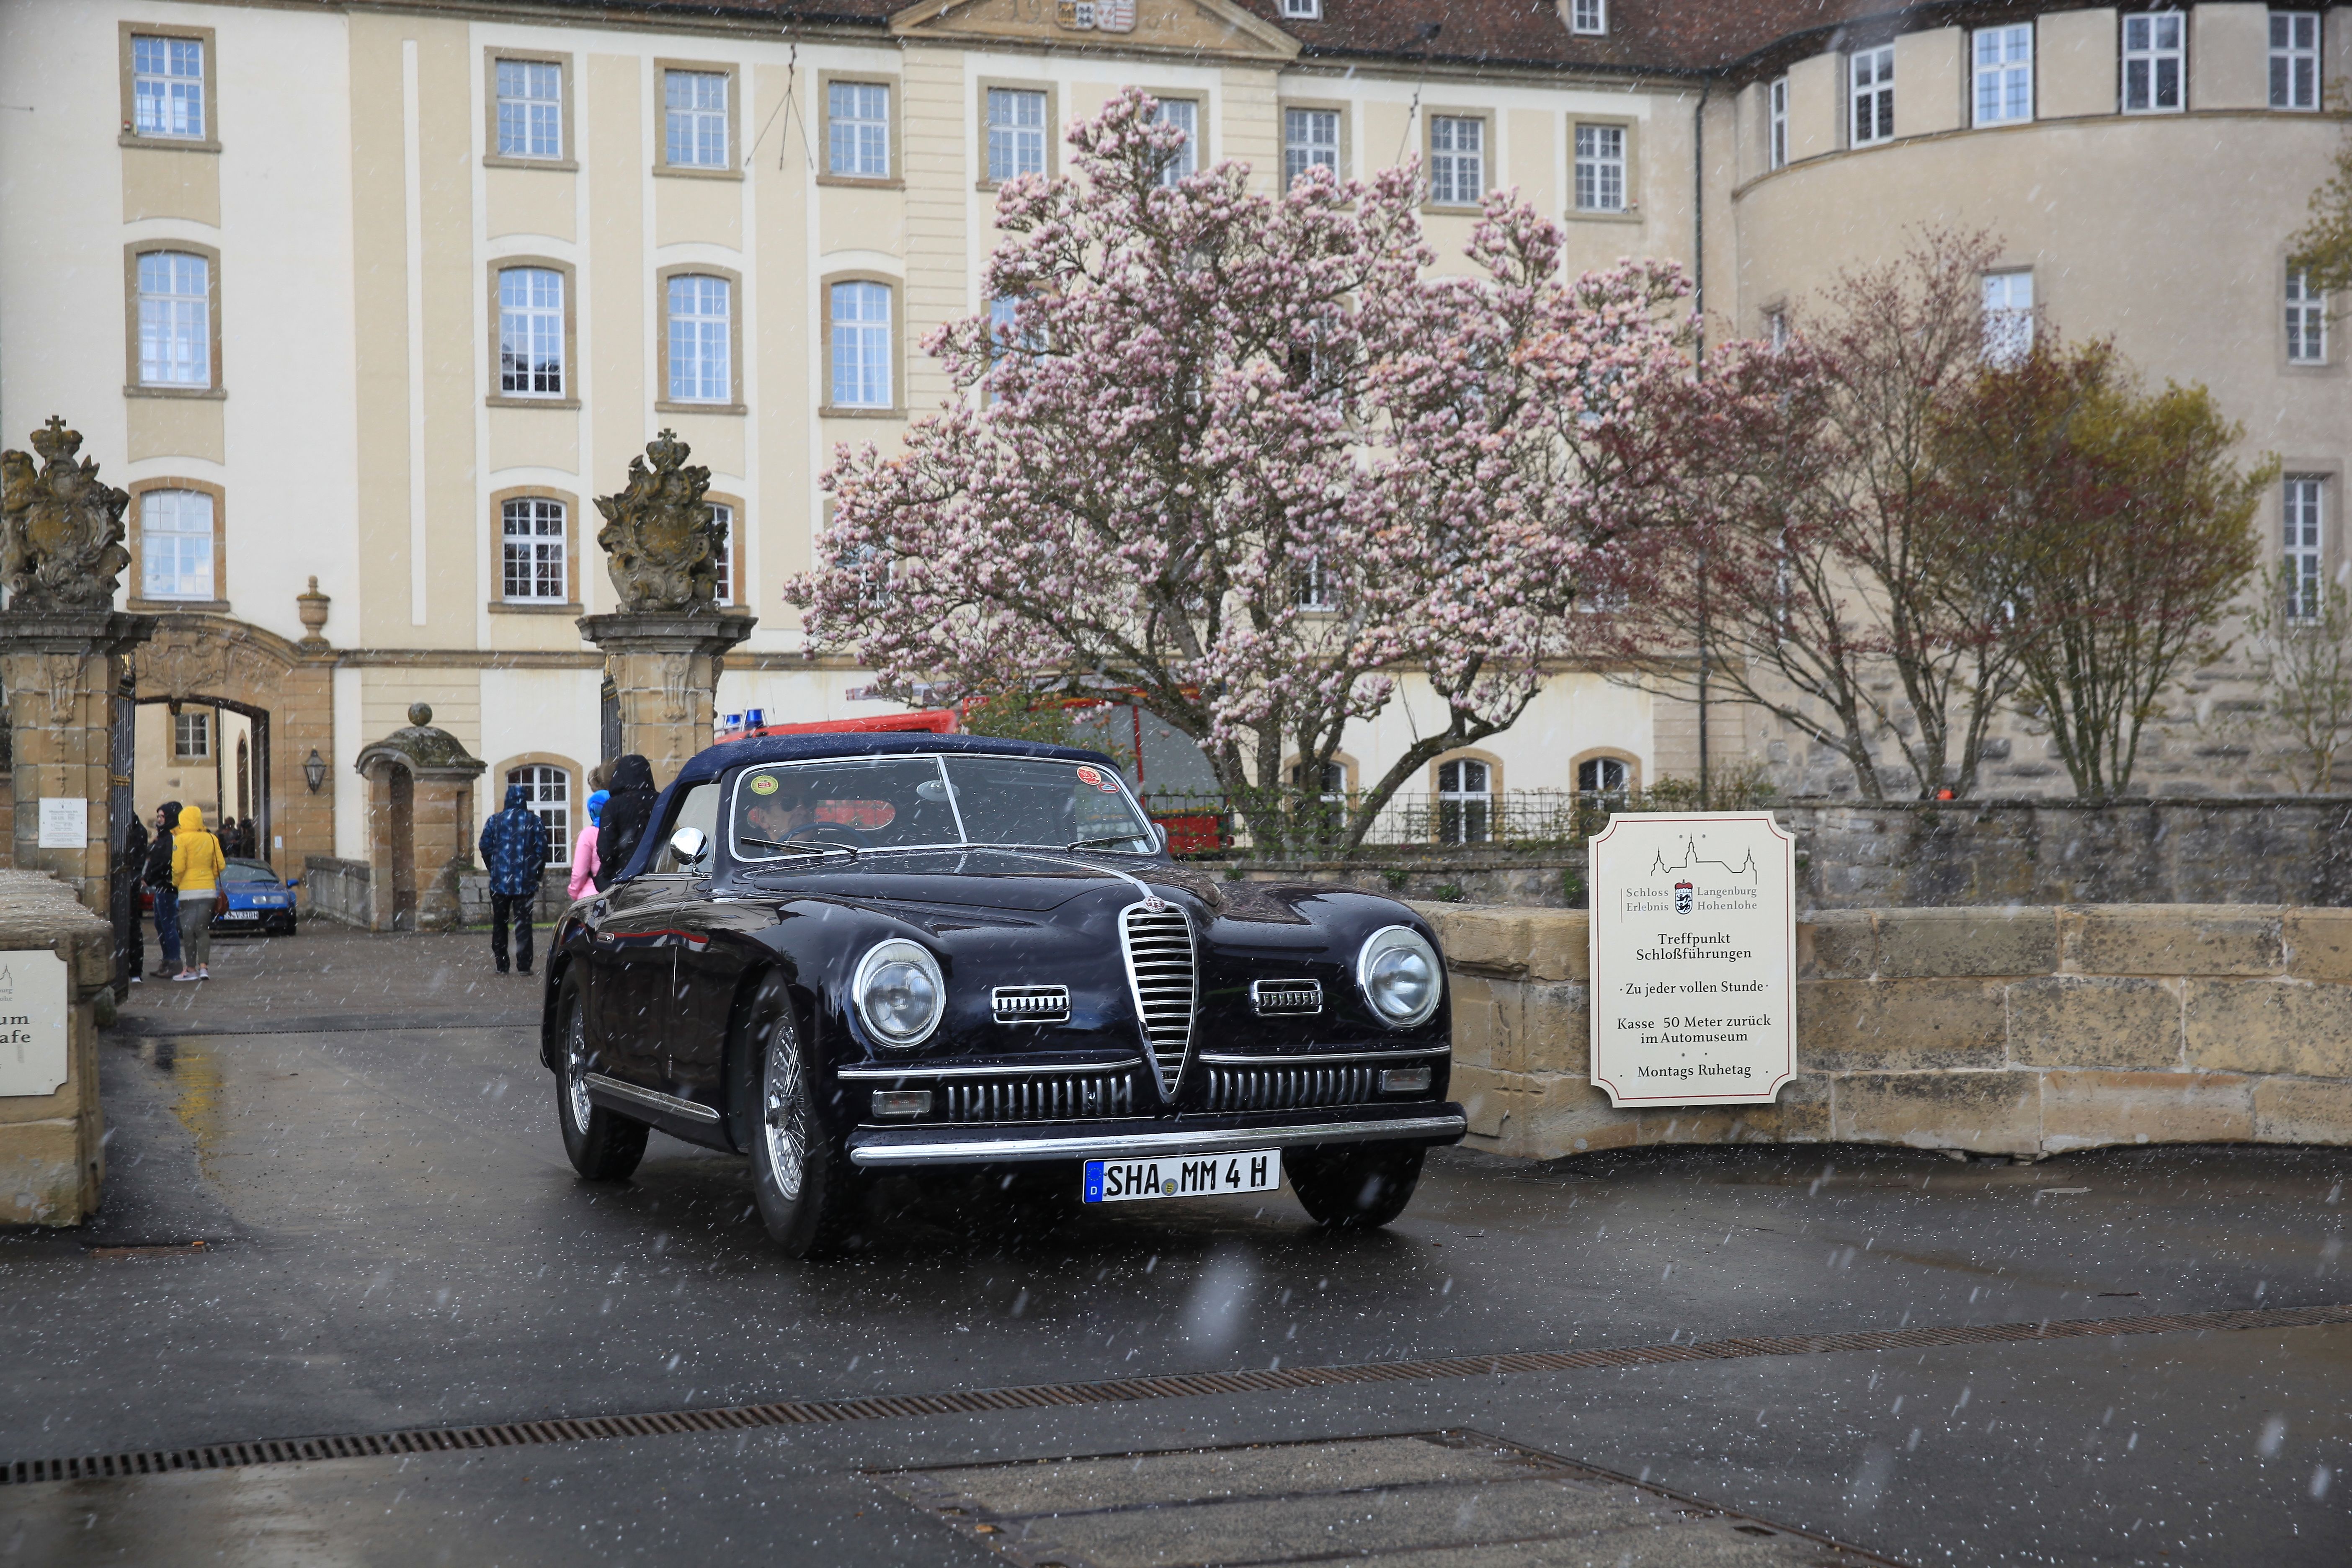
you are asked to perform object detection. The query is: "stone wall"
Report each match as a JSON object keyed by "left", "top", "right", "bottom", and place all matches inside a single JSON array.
[
  {"left": 1223, "top": 856, "right": 1582, "bottom": 908},
  {"left": 0, "top": 870, "right": 116, "bottom": 1225},
  {"left": 301, "top": 856, "right": 371, "bottom": 928},
  {"left": 1782, "top": 797, "right": 2352, "bottom": 908},
  {"left": 1418, "top": 900, "right": 2352, "bottom": 1163}
]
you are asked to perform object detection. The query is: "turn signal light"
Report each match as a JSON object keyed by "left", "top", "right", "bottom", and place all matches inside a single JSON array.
[
  {"left": 1379, "top": 1066, "right": 1433, "bottom": 1095},
  {"left": 871, "top": 1089, "right": 934, "bottom": 1119}
]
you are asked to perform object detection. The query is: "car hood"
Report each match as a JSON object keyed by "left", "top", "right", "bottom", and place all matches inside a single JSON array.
[{"left": 737, "top": 848, "right": 1319, "bottom": 923}]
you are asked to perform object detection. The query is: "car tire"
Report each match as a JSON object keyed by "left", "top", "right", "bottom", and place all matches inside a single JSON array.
[
  {"left": 1286, "top": 1144, "right": 1424, "bottom": 1230},
  {"left": 554, "top": 972, "right": 647, "bottom": 1182},
  {"left": 740, "top": 977, "right": 862, "bottom": 1259}
]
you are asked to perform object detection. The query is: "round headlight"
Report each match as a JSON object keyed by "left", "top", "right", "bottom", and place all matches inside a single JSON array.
[
  {"left": 1357, "top": 925, "right": 1442, "bottom": 1028},
  {"left": 853, "top": 939, "right": 945, "bottom": 1048}
]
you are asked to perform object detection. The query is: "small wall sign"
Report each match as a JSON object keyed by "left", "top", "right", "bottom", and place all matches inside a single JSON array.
[
  {"left": 1588, "top": 811, "right": 1796, "bottom": 1108},
  {"left": 36, "top": 797, "right": 86, "bottom": 851},
  {"left": 0, "top": 950, "right": 70, "bottom": 1098}
]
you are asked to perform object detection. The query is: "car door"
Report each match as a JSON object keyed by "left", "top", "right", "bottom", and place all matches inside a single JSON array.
[
  {"left": 621, "top": 781, "right": 723, "bottom": 1094},
  {"left": 585, "top": 873, "right": 686, "bottom": 1090}
]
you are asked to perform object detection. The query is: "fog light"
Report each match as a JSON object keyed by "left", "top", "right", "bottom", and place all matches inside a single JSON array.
[
  {"left": 1379, "top": 1065, "right": 1433, "bottom": 1095},
  {"left": 871, "top": 1089, "right": 933, "bottom": 1119}
]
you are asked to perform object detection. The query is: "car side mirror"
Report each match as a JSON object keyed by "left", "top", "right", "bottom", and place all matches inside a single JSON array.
[
  {"left": 1154, "top": 823, "right": 1170, "bottom": 852},
  {"left": 285, "top": 877, "right": 302, "bottom": 887},
  {"left": 668, "top": 826, "right": 709, "bottom": 867}
]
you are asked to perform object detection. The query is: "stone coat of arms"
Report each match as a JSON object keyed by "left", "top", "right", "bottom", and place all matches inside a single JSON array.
[
  {"left": 0, "top": 418, "right": 132, "bottom": 614},
  {"left": 594, "top": 430, "right": 727, "bottom": 614}
]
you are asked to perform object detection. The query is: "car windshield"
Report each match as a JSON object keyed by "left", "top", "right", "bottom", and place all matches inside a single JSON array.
[
  {"left": 728, "top": 753, "right": 1156, "bottom": 861},
  {"left": 220, "top": 861, "right": 278, "bottom": 885}
]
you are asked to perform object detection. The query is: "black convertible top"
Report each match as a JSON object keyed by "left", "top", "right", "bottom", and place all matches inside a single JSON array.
[{"left": 614, "top": 731, "right": 1125, "bottom": 881}]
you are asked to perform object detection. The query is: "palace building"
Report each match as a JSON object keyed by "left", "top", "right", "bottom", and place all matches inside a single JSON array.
[{"left": 0, "top": 0, "right": 2344, "bottom": 885}]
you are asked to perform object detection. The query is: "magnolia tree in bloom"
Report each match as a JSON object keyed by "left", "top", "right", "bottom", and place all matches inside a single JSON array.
[{"left": 789, "top": 88, "right": 1716, "bottom": 850}]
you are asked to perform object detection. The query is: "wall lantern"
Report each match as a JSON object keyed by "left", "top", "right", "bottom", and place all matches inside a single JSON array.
[{"left": 304, "top": 748, "right": 328, "bottom": 794}]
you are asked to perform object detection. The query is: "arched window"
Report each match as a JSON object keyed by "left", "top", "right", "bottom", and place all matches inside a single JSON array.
[
  {"left": 501, "top": 497, "right": 567, "bottom": 603},
  {"left": 141, "top": 488, "right": 216, "bottom": 600},
  {"left": 667, "top": 275, "right": 732, "bottom": 402},
  {"left": 1436, "top": 758, "right": 1491, "bottom": 845},
  {"left": 498, "top": 267, "right": 564, "bottom": 396},
  {"left": 507, "top": 764, "right": 572, "bottom": 866},
  {"left": 830, "top": 280, "right": 894, "bottom": 408},
  {"left": 1577, "top": 755, "right": 1631, "bottom": 801},
  {"left": 137, "top": 251, "right": 211, "bottom": 387}
]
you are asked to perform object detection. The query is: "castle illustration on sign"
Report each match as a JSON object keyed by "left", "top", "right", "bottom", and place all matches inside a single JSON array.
[{"left": 1646, "top": 838, "right": 1761, "bottom": 882}]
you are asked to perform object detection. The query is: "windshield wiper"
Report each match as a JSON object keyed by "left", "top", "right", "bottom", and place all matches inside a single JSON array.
[
  {"left": 740, "top": 836, "right": 860, "bottom": 860},
  {"left": 1065, "top": 835, "right": 1148, "bottom": 852}
]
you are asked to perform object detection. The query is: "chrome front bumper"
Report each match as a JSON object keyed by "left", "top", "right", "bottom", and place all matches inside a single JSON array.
[{"left": 845, "top": 1104, "right": 1467, "bottom": 1168}]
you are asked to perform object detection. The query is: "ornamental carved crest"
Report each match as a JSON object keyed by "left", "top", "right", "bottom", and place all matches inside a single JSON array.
[
  {"left": 0, "top": 418, "right": 132, "bottom": 613},
  {"left": 593, "top": 430, "right": 725, "bottom": 614}
]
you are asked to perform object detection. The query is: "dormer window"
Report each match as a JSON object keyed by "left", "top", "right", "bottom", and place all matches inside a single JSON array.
[
  {"left": 1282, "top": 0, "right": 1319, "bottom": 17},
  {"left": 1570, "top": 0, "right": 1606, "bottom": 35}
]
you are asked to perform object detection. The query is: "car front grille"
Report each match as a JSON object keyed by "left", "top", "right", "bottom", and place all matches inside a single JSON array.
[
  {"left": 1201, "top": 1063, "right": 1380, "bottom": 1114},
  {"left": 941, "top": 1074, "right": 1136, "bottom": 1122},
  {"left": 1120, "top": 903, "right": 1197, "bottom": 1098}
]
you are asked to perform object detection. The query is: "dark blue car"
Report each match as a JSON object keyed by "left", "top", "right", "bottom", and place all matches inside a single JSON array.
[{"left": 211, "top": 858, "right": 299, "bottom": 936}]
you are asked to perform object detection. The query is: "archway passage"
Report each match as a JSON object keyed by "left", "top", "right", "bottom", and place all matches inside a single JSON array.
[
  {"left": 131, "top": 614, "right": 333, "bottom": 873},
  {"left": 134, "top": 694, "right": 271, "bottom": 860}
]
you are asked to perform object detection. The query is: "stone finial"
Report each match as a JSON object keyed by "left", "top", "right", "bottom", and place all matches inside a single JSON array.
[
  {"left": 408, "top": 701, "right": 433, "bottom": 727},
  {"left": 0, "top": 418, "right": 133, "bottom": 614},
  {"left": 297, "top": 576, "right": 332, "bottom": 649},
  {"left": 593, "top": 429, "right": 726, "bottom": 614}
]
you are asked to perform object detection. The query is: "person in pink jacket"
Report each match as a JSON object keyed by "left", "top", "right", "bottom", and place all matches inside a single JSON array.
[{"left": 567, "top": 789, "right": 607, "bottom": 902}]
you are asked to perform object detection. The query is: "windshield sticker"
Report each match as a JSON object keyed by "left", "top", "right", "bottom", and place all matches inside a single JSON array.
[
  {"left": 748, "top": 774, "right": 779, "bottom": 795},
  {"left": 1075, "top": 766, "right": 1118, "bottom": 793}
]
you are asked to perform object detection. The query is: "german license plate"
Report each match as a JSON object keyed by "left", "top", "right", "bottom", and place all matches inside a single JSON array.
[
  {"left": 1083, "top": 1150, "right": 1281, "bottom": 1204},
  {"left": 219, "top": 910, "right": 260, "bottom": 921}
]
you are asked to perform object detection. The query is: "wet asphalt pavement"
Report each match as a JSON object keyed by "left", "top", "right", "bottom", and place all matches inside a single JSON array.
[{"left": 0, "top": 982, "right": 2348, "bottom": 1563}]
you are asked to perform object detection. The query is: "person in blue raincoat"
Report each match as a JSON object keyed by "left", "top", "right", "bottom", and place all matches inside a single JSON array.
[{"left": 478, "top": 783, "right": 552, "bottom": 975}]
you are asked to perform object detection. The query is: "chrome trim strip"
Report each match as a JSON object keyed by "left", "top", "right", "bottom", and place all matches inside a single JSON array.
[
  {"left": 848, "top": 1113, "right": 1467, "bottom": 1167},
  {"left": 835, "top": 1058, "right": 1143, "bottom": 1081},
  {"left": 1249, "top": 978, "right": 1324, "bottom": 1016},
  {"left": 1197, "top": 1045, "right": 1450, "bottom": 1066},
  {"left": 584, "top": 1072, "right": 722, "bottom": 1124}
]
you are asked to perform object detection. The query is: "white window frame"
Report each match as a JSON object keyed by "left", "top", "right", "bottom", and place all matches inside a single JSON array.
[
  {"left": 1973, "top": 24, "right": 2034, "bottom": 126},
  {"left": 1281, "top": 0, "right": 1320, "bottom": 18},
  {"left": 2285, "top": 476, "right": 2326, "bottom": 621},
  {"left": 663, "top": 69, "right": 729, "bottom": 169},
  {"left": 131, "top": 34, "right": 205, "bottom": 140},
  {"left": 1284, "top": 107, "right": 1340, "bottom": 189},
  {"left": 137, "top": 251, "right": 211, "bottom": 388},
  {"left": 666, "top": 275, "right": 731, "bottom": 403},
  {"left": 1769, "top": 76, "right": 1789, "bottom": 170},
  {"left": 2288, "top": 266, "right": 2328, "bottom": 365},
  {"left": 2121, "top": 11, "right": 2185, "bottom": 113},
  {"left": 1577, "top": 756, "right": 1630, "bottom": 799},
  {"left": 495, "top": 58, "right": 563, "bottom": 159},
  {"left": 140, "top": 490, "right": 216, "bottom": 602},
  {"left": 1150, "top": 97, "right": 1199, "bottom": 186},
  {"left": 827, "top": 80, "right": 890, "bottom": 178},
  {"left": 986, "top": 87, "right": 1047, "bottom": 183},
  {"left": 707, "top": 502, "right": 735, "bottom": 605},
  {"left": 830, "top": 280, "right": 894, "bottom": 410},
  {"left": 507, "top": 765, "right": 573, "bottom": 867},
  {"left": 2272, "top": 12, "right": 2321, "bottom": 110},
  {"left": 1573, "top": 123, "right": 1626, "bottom": 211},
  {"left": 1428, "top": 115, "right": 1485, "bottom": 208},
  {"left": 1295, "top": 553, "right": 1337, "bottom": 611},
  {"left": 1982, "top": 271, "right": 2034, "bottom": 366},
  {"left": 173, "top": 709, "right": 212, "bottom": 763},
  {"left": 1851, "top": 45, "right": 1895, "bottom": 147},
  {"left": 498, "top": 267, "right": 564, "bottom": 397},
  {"left": 1570, "top": 0, "right": 1607, "bottom": 36},
  {"left": 1436, "top": 758, "right": 1493, "bottom": 846},
  {"left": 500, "top": 497, "right": 567, "bottom": 603}
]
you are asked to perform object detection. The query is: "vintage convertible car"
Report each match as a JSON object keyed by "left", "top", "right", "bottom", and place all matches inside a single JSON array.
[{"left": 539, "top": 734, "right": 1463, "bottom": 1256}]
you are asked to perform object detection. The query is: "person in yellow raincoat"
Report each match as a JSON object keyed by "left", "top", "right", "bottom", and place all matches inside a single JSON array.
[{"left": 170, "top": 805, "right": 226, "bottom": 982}]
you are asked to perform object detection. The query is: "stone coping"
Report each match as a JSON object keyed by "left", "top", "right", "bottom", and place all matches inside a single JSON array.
[
  {"left": 0, "top": 869, "right": 116, "bottom": 996},
  {"left": 1411, "top": 901, "right": 2352, "bottom": 1163},
  {"left": 0, "top": 869, "right": 113, "bottom": 1226}
]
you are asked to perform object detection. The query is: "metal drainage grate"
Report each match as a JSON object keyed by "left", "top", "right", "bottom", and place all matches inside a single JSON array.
[
  {"left": 6, "top": 1299, "right": 2346, "bottom": 1488},
  {"left": 879, "top": 1429, "right": 1909, "bottom": 1567}
]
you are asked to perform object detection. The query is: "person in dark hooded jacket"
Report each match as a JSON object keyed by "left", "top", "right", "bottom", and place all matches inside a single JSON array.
[
  {"left": 143, "top": 801, "right": 183, "bottom": 977},
  {"left": 595, "top": 755, "right": 660, "bottom": 891},
  {"left": 478, "top": 783, "right": 552, "bottom": 975},
  {"left": 116, "top": 812, "right": 150, "bottom": 984}
]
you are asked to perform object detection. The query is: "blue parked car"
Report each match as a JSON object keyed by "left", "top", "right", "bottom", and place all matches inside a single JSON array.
[{"left": 211, "top": 859, "right": 299, "bottom": 937}]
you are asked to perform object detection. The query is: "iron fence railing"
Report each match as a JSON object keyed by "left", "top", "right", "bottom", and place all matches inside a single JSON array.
[{"left": 1140, "top": 782, "right": 1772, "bottom": 858}]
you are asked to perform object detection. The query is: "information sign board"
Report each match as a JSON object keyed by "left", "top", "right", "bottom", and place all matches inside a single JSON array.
[
  {"left": 0, "top": 950, "right": 70, "bottom": 1098},
  {"left": 1588, "top": 811, "right": 1795, "bottom": 1108},
  {"left": 36, "top": 797, "right": 85, "bottom": 851}
]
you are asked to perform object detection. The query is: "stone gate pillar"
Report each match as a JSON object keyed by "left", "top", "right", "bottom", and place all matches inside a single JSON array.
[
  {"left": 579, "top": 431, "right": 755, "bottom": 783},
  {"left": 0, "top": 420, "right": 154, "bottom": 918}
]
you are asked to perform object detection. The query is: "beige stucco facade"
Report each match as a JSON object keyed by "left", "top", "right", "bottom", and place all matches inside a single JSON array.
[{"left": 0, "top": 0, "right": 2343, "bottom": 861}]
